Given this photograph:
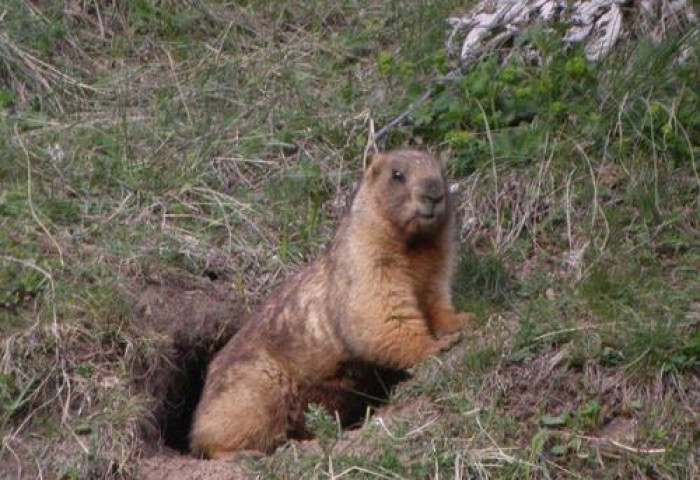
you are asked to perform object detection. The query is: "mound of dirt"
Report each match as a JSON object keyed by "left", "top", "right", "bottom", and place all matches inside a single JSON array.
[
  {"left": 485, "top": 346, "right": 631, "bottom": 441},
  {"left": 140, "top": 454, "right": 253, "bottom": 480},
  {"left": 130, "top": 272, "right": 249, "bottom": 341}
]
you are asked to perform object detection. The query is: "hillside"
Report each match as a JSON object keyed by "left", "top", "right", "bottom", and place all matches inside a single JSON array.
[{"left": 1, "top": 1, "right": 698, "bottom": 479}]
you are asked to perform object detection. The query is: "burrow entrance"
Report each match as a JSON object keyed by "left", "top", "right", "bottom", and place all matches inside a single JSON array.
[
  {"left": 149, "top": 338, "right": 221, "bottom": 452},
  {"left": 134, "top": 274, "right": 409, "bottom": 455},
  {"left": 148, "top": 341, "right": 410, "bottom": 453},
  {"left": 132, "top": 273, "right": 244, "bottom": 454}
]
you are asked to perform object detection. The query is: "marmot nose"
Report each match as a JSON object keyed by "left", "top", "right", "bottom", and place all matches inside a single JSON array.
[{"left": 421, "top": 179, "right": 444, "bottom": 204}]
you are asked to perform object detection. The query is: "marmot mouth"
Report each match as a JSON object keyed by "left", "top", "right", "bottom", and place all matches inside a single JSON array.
[
  {"left": 405, "top": 206, "right": 444, "bottom": 232},
  {"left": 413, "top": 212, "right": 443, "bottom": 228}
]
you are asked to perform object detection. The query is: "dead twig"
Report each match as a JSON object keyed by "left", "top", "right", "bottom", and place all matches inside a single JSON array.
[{"left": 373, "top": 31, "right": 513, "bottom": 143}]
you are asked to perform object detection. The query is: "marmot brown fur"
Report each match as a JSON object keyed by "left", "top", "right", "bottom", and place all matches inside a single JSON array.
[{"left": 190, "top": 149, "right": 471, "bottom": 459}]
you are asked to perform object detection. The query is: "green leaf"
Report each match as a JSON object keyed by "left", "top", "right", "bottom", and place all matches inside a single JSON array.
[
  {"left": 509, "top": 347, "right": 532, "bottom": 363},
  {"left": 541, "top": 414, "right": 568, "bottom": 426},
  {"left": 551, "top": 444, "right": 568, "bottom": 456}
]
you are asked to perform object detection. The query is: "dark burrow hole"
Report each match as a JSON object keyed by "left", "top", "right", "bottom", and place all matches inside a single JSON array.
[
  {"left": 147, "top": 338, "right": 223, "bottom": 453},
  {"left": 145, "top": 336, "right": 410, "bottom": 454},
  {"left": 286, "top": 363, "right": 410, "bottom": 441},
  {"left": 202, "top": 269, "right": 219, "bottom": 281}
]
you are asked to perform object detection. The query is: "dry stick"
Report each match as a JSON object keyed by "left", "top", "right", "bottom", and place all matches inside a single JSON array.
[
  {"left": 1, "top": 440, "right": 22, "bottom": 480},
  {"left": 7, "top": 364, "right": 61, "bottom": 439},
  {"left": 374, "top": 416, "right": 438, "bottom": 441},
  {"left": 372, "top": 31, "right": 513, "bottom": 143},
  {"left": 61, "top": 370, "right": 90, "bottom": 455},
  {"left": 99, "top": 192, "right": 134, "bottom": 229},
  {"left": 363, "top": 114, "right": 378, "bottom": 171},
  {"left": 58, "top": 373, "right": 84, "bottom": 449},
  {"left": 373, "top": 87, "right": 435, "bottom": 142},
  {"left": 2, "top": 33, "right": 101, "bottom": 93},
  {"left": 616, "top": 92, "right": 631, "bottom": 176},
  {"left": 474, "top": 98, "right": 503, "bottom": 251},
  {"left": 542, "top": 458, "right": 585, "bottom": 480},
  {"left": 20, "top": 0, "right": 50, "bottom": 23},
  {"left": 532, "top": 324, "right": 604, "bottom": 342},
  {"left": 474, "top": 415, "right": 529, "bottom": 467},
  {"left": 565, "top": 168, "right": 576, "bottom": 252},
  {"left": 562, "top": 431, "right": 667, "bottom": 455},
  {"left": 192, "top": 0, "right": 260, "bottom": 38},
  {"left": 14, "top": 126, "right": 65, "bottom": 269},
  {"left": 575, "top": 142, "right": 610, "bottom": 253},
  {"left": 643, "top": 96, "right": 664, "bottom": 216},
  {"left": 213, "top": 19, "right": 237, "bottom": 65},
  {"left": 1, "top": 35, "right": 53, "bottom": 97},
  {"left": 332, "top": 466, "right": 395, "bottom": 480},
  {"left": 0, "top": 255, "right": 58, "bottom": 330},
  {"left": 164, "top": 48, "right": 194, "bottom": 131},
  {"left": 34, "top": 451, "right": 45, "bottom": 480},
  {"left": 190, "top": 186, "right": 273, "bottom": 246},
  {"left": 529, "top": 141, "right": 554, "bottom": 248},
  {"left": 93, "top": 0, "right": 105, "bottom": 39}
]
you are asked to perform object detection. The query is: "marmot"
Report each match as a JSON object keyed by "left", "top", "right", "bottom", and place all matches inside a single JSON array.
[{"left": 190, "top": 149, "right": 471, "bottom": 459}]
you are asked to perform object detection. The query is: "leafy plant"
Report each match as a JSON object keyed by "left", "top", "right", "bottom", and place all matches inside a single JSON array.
[{"left": 304, "top": 403, "right": 339, "bottom": 456}]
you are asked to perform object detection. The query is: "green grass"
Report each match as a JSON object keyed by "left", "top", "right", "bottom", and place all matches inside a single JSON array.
[{"left": 1, "top": 1, "right": 698, "bottom": 478}]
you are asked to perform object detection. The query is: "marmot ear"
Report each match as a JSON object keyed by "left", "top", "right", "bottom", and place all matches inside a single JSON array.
[{"left": 364, "top": 152, "right": 385, "bottom": 179}]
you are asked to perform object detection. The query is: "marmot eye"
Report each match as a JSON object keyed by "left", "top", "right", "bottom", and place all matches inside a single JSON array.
[{"left": 391, "top": 170, "right": 405, "bottom": 182}]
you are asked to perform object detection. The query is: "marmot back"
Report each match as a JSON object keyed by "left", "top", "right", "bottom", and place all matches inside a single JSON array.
[{"left": 190, "top": 149, "right": 471, "bottom": 459}]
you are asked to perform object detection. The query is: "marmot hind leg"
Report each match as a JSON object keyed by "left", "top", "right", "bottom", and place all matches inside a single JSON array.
[{"left": 190, "top": 360, "right": 291, "bottom": 458}]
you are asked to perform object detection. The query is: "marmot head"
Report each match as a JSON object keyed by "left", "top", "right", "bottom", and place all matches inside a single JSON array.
[{"left": 359, "top": 149, "right": 450, "bottom": 241}]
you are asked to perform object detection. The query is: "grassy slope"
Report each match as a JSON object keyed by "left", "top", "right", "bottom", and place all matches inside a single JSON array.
[{"left": 0, "top": 1, "right": 698, "bottom": 478}]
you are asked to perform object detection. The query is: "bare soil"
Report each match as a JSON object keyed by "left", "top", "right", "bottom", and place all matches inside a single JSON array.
[
  {"left": 140, "top": 452, "right": 254, "bottom": 480},
  {"left": 125, "top": 271, "right": 252, "bottom": 475}
]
